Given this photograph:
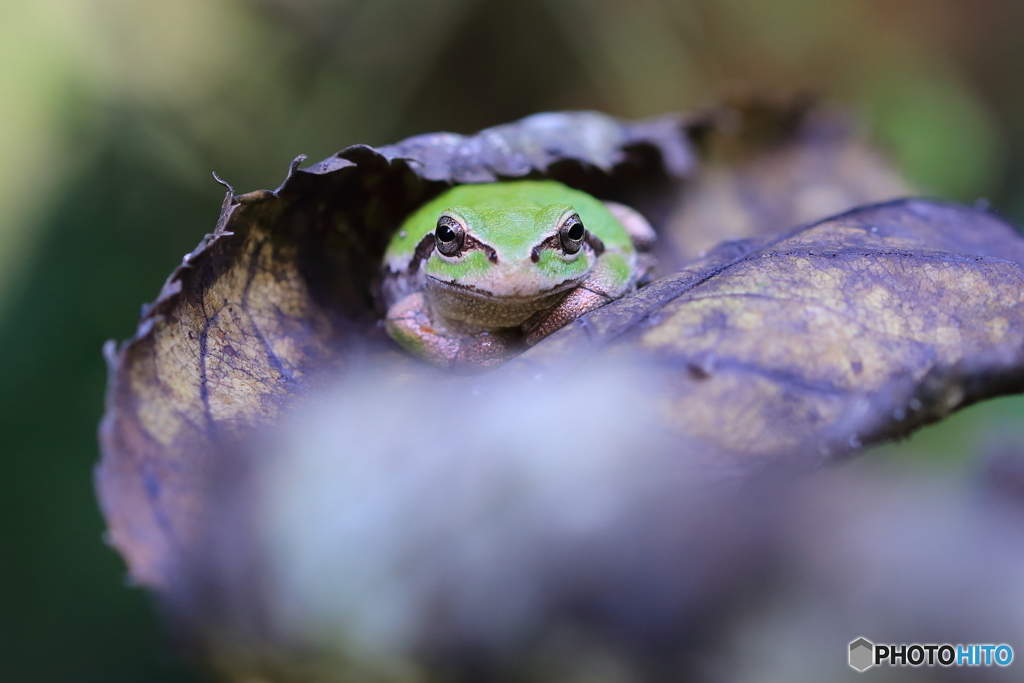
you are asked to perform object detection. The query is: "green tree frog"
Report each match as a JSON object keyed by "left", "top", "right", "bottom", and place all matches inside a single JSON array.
[{"left": 381, "top": 180, "right": 655, "bottom": 369}]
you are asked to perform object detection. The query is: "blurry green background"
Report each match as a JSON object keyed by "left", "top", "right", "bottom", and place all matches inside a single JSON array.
[{"left": 2, "top": 0, "right": 1024, "bottom": 680}]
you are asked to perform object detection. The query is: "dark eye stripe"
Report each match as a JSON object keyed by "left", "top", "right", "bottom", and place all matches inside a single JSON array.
[
  {"left": 462, "top": 233, "right": 497, "bottom": 264},
  {"left": 531, "top": 234, "right": 565, "bottom": 262}
]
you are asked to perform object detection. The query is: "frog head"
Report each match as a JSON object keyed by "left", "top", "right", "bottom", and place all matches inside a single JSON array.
[{"left": 414, "top": 202, "right": 602, "bottom": 327}]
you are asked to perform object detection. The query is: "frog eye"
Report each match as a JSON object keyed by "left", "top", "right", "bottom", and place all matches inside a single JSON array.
[
  {"left": 435, "top": 215, "right": 465, "bottom": 257},
  {"left": 558, "top": 213, "right": 586, "bottom": 255}
]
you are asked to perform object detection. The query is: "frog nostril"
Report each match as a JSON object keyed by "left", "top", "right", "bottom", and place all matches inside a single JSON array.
[{"left": 530, "top": 247, "right": 541, "bottom": 263}]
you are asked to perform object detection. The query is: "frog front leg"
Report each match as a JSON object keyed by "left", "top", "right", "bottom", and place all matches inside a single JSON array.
[
  {"left": 523, "top": 202, "right": 656, "bottom": 345},
  {"left": 521, "top": 248, "right": 637, "bottom": 345},
  {"left": 385, "top": 292, "right": 520, "bottom": 370},
  {"left": 521, "top": 287, "right": 610, "bottom": 344}
]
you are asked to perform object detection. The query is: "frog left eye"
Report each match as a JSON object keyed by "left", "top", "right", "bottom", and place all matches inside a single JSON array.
[
  {"left": 435, "top": 215, "right": 465, "bottom": 257},
  {"left": 559, "top": 214, "right": 586, "bottom": 254}
]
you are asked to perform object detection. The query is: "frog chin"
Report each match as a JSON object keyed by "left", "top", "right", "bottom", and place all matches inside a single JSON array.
[{"left": 426, "top": 273, "right": 583, "bottom": 301}]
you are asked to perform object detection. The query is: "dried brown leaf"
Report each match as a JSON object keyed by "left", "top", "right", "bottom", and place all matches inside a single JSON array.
[
  {"left": 667, "top": 94, "right": 913, "bottom": 260},
  {"left": 97, "top": 111, "right": 694, "bottom": 588},
  {"left": 514, "top": 199, "right": 1024, "bottom": 461},
  {"left": 96, "top": 104, "right": 1024, "bottom": 601}
]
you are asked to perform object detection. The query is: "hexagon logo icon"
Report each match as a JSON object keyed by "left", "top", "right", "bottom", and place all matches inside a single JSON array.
[{"left": 849, "top": 637, "right": 874, "bottom": 672}]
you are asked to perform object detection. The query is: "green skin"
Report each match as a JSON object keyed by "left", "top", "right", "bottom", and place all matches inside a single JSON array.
[{"left": 382, "top": 180, "right": 651, "bottom": 369}]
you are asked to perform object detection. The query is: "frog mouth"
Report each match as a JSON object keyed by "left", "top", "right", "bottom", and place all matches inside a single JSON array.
[{"left": 425, "top": 274, "right": 584, "bottom": 301}]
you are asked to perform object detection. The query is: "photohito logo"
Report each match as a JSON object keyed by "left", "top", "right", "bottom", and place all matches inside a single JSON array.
[{"left": 849, "top": 638, "right": 1013, "bottom": 672}]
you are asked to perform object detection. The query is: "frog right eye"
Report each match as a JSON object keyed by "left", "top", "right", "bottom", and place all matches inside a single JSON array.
[
  {"left": 435, "top": 215, "right": 465, "bottom": 257},
  {"left": 558, "top": 213, "right": 586, "bottom": 255}
]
